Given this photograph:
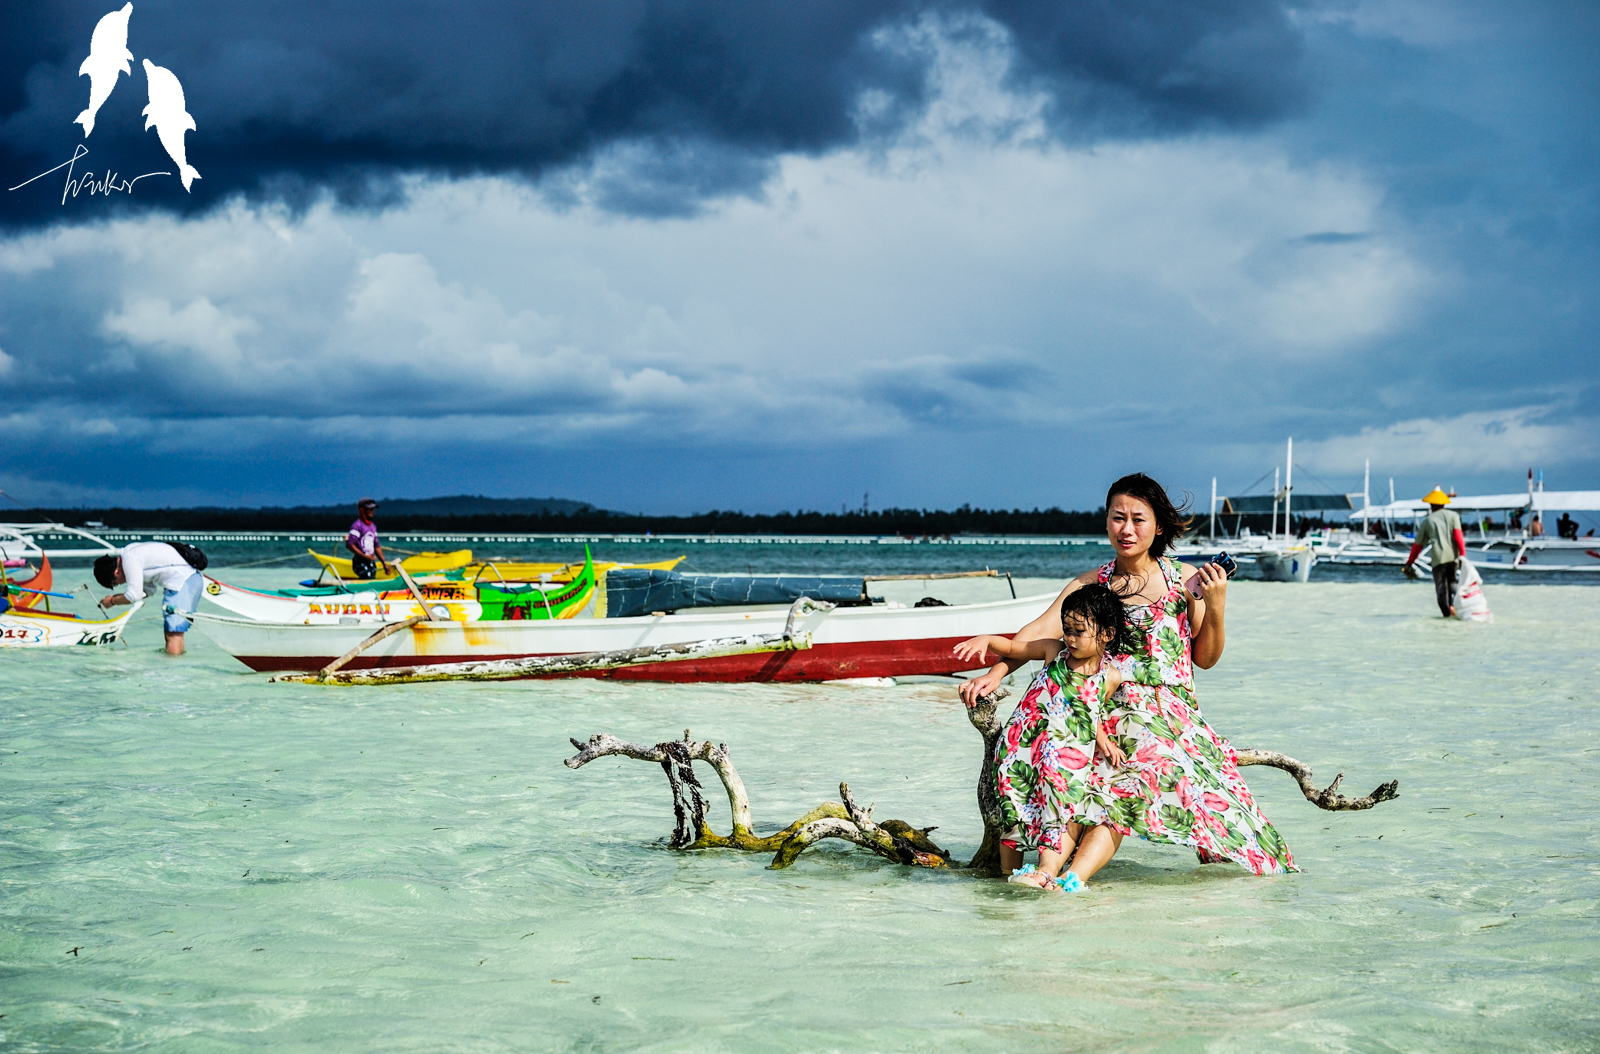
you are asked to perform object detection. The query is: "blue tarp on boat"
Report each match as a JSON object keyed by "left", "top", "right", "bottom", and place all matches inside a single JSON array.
[{"left": 601, "top": 570, "right": 865, "bottom": 618}]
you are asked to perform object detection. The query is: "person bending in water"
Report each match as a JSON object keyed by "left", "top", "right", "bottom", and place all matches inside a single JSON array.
[{"left": 962, "top": 584, "right": 1130, "bottom": 893}]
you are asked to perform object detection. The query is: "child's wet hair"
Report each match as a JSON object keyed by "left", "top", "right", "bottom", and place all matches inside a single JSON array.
[{"left": 1060, "top": 583, "right": 1134, "bottom": 655}]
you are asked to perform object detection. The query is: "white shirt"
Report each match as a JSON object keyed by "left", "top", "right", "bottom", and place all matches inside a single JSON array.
[{"left": 120, "top": 542, "right": 198, "bottom": 600}]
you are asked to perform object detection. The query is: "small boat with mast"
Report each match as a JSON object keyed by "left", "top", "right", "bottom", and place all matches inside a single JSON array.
[{"left": 1175, "top": 438, "right": 1348, "bottom": 581}]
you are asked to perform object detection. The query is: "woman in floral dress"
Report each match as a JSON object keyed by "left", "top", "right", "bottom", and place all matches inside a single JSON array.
[{"left": 956, "top": 472, "right": 1296, "bottom": 881}]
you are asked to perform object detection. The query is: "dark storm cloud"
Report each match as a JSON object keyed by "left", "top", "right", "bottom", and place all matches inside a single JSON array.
[
  {"left": 1, "top": 0, "right": 1307, "bottom": 226},
  {"left": 982, "top": 0, "right": 1305, "bottom": 135}
]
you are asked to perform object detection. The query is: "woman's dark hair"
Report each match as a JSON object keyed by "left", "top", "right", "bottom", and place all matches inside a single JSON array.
[
  {"left": 1061, "top": 583, "right": 1135, "bottom": 656},
  {"left": 93, "top": 554, "right": 118, "bottom": 589},
  {"left": 1106, "top": 472, "right": 1193, "bottom": 559}
]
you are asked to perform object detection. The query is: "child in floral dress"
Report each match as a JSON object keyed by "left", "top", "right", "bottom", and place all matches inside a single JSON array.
[{"left": 965, "top": 584, "right": 1131, "bottom": 893}]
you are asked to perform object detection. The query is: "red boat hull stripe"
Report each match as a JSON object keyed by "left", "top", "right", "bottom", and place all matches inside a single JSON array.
[{"left": 235, "top": 636, "right": 986, "bottom": 682}]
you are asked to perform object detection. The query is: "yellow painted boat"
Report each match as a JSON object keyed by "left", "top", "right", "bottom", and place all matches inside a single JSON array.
[
  {"left": 307, "top": 549, "right": 684, "bottom": 582},
  {"left": 311, "top": 549, "right": 472, "bottom": 576}
]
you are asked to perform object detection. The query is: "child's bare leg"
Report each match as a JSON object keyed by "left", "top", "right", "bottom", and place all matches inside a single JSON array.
[
  {"left": 1036, "top": 826, "right": 1078, "bottom": 878},
  {"left": 1066, "top": 824, "right": 1123, "bottom": 885},
  {"left": 1064, "top": 822, "right": 1083, "bottom": 864},
  {"left": 1000, "top": 842, "right": 1024, "bottom": 876},
  {"left": 1036, "top": 845, "right": 1069, "bottom": 880}
]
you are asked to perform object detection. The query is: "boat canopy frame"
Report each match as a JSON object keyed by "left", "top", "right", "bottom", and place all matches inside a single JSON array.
[{"left": 0, "top": 522, "right": 121, "bottom": 559}]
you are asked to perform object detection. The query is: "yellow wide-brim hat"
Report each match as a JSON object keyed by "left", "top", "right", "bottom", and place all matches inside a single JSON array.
[{"left": 1422, "top": 487, "right": 1451, "bottom": 505}]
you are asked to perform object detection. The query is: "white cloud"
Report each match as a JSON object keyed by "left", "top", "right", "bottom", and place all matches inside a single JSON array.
[
  {"left": 1298, "top": 406, "right": 1593, "bottom": 476},
  {"left": 1292, "top": 0, "right": 1492, "bottom": 46},
  {"left": 103, "top": 296, "right": 259, "bottom": 366},
  {"left": 0, "top": 20, "right": 1432, "bottom": 464}
]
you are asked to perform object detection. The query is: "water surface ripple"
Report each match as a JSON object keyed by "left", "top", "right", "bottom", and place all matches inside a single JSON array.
[{"left": 2, "top": 571, "right": 1596, "bottom": 1051}]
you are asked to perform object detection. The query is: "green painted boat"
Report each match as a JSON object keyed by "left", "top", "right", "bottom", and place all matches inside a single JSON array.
[{"left": 476, "top": 548, "right": 597, "bottom": 621}]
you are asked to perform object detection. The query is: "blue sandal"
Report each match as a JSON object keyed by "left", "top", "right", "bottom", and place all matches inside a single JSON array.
[
  {"left": 1054, "top": 872, "right": 1085, "bottom": 893},
  {"left": 1008, "top": 865, "right": 1085, "bottom": 893}
]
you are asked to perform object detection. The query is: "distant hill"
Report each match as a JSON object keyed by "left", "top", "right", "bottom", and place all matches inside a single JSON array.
[
  {"left": 7, "top": 495, "right": 602, "bottom": 532},
  {"left": 287, "top": 495, "right": 597, "bottom": 517},
  {"left": 7, "top": 499, "right": 1114, "bottom": 535}
]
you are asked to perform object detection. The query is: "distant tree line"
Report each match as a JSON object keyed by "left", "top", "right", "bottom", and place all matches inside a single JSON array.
[{"left": 13, "top": 503, "right": 1108, "bottom": 536}]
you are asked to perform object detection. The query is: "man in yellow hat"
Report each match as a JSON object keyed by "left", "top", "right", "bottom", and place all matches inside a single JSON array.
[{"left": 1403, "top": 487, "right": 1466, "bottom": 616}]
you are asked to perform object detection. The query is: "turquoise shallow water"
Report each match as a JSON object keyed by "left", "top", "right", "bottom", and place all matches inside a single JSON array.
[{"left": 3, "top": 570, "right": 1598, "bottom": 1052}]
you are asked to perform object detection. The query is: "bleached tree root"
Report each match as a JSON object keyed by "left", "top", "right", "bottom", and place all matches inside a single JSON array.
[
  {"left": 566, "top": 690, "right": 1400, "bottom": 876},
  {"left": 1234, "top": 749, "right": 1400, "bottom": 811},
  {"left": 564, "top": 731, "right": 949, "bottom": 867}
]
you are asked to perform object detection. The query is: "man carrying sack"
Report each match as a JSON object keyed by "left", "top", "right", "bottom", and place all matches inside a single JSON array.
[{"left": 1402, "top": 488, "right": 1466, "bottom": 617}]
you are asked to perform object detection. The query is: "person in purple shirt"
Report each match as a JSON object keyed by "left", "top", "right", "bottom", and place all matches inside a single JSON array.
[{"left": 345, "top": 498, "right": 389, "bottom": 579}]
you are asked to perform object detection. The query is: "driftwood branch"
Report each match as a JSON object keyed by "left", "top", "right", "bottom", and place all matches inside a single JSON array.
[
  {"left": 565, "top": 687, "right": 1399, "bottom": 877},
  {"left": 1235, "top": 749, "right": 1400, "bottom": 811},
  {"left": 564, "top": 731, "right": 947, "bottom": 866},
  {"left": 771, "top": 782, "right": 951, "bottom": 869}
]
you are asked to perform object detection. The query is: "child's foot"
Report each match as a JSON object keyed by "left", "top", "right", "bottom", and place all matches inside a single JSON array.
[{"left": 1005, "top": 864, "right": 1055, "bottom": 890}]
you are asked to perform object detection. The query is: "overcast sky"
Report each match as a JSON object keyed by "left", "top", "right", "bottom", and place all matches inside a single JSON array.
[{"left": 1, "top": 0, "right": 1595, "bottom": 513}]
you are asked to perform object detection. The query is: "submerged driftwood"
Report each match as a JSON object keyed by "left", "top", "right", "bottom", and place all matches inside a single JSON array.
[
  {"left": 565, "top": 731, "right": 950, "bottom": 868},
  {"left": 566, "top": 689, "right": 1401, "bottom": 874}
]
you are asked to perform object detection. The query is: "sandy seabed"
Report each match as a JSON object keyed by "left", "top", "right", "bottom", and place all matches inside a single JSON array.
[{"left": 2, "top": 568, "right": 1596, "bottom": 1052}]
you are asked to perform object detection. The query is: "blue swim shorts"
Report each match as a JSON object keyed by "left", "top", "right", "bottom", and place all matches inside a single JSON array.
[{"left": 162, "top": 572, "right": 204, "bottom": 634}]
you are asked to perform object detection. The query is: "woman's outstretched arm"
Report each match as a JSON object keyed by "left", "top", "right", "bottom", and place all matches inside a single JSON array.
[{"left": 956, "top": 571, "right": 1094, "bottom": 705}]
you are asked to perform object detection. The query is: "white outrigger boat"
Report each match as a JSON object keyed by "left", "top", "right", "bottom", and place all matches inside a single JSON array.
[
  {"left": 193, "top": 590, "right": 1049, "bottom": 682},
  {"left": 1347, "top": 472, "right": 1600, "bottom": 572},
  {"left": 0, "top": 601, "right": 144, "bottom": 648},
  {"left": 201, "top": 550, "right": 601, "bottom": 624},
  {"left": 204, "top": 576, "right": 484, "bottom": 624},
  {"left": 1, "top": 523, "right": 145, "bottom": 647}
]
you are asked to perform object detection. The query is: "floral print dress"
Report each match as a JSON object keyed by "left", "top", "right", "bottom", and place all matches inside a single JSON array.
[
  {"left": 994, "top": 657, "right": 1111, "bottom": 854},
  {"left": 1076, "top": 557, "right": 1298, "bottom": 876}
]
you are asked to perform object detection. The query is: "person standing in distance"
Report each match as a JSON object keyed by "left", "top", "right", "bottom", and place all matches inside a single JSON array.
[
  {"left": 95, "top": 542, "right": 203, "bottom": 655},
  {"left": 1402, "top": 488, "right": 1466, "bottom": 617},
  {"left": 345, "top": 498, "right": 389, "bottom": 579}
]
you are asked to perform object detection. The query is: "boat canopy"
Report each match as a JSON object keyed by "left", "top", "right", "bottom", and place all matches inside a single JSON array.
[
  {"left": 1347, "top": 490, "right": 1600, "bottom": 520},
  {"left": 1221, "top": 494, "right": 1354, "bottom": 515},
  {"left": 600, "top": 570, "right": 866, "bottom": 619},
  {"left": 1528, "top": 491, "right": 1600, "bottom": 512}
]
